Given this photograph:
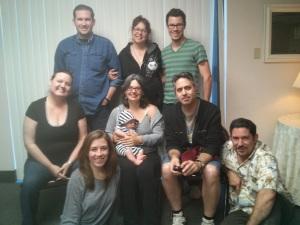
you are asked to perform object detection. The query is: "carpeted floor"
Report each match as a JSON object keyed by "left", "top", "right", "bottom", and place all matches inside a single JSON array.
[
  {"left": 0, "top": 181, "right": 228, "bottom": 225},
  {"left": 2, "top": 181, "right": 299, "bottom": 225}
]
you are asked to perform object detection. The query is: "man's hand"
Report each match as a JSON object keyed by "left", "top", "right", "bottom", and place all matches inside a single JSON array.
[
  {"left": 170, "top": 156, "right": 181, "bottom": 175},
  {"left": 227, "top": 169, "right": 242, "bottom": 193},
  {"left": 181, "top": 160, "right": 200, "bottom": 176}
]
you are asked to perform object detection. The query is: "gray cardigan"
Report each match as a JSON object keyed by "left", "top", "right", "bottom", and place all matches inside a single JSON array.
[{"left": 105, "top": 104, "right": 164, "bottom": 154}]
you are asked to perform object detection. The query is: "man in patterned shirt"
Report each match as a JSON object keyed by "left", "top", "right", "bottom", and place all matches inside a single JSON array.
[
  {"left": 221, "top": 118, "right": 295, "bottom": 225},
  {"left": 162, "top": 8, "right": 212, "bottom": 111}
]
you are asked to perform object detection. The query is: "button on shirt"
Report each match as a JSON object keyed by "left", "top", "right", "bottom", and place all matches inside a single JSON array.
[
  {"left": 54, "top": 34, "right": 122, "bottom": 115},
  {"left": 222, "top": 140, "right": 292, "bottom": 215}
]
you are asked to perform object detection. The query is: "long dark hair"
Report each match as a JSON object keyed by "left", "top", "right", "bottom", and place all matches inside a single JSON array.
[
  {"left": 121, "top": 74, "right": 149, "bottom": 108},
  {"left": 79, "top": 130, "right": 117, "bottom": 190}
]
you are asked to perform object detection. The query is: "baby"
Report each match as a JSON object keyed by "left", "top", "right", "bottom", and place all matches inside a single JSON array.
[{"left": 115, "top": 110, "right": 145, "bottom": 165}]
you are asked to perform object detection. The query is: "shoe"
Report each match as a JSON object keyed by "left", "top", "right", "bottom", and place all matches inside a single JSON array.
[
  {"left": 172, "top": 211, "right": 186, "bottom": 225},
  {"left": 201, "top": 217, "right": 214, "bottom": 225}
]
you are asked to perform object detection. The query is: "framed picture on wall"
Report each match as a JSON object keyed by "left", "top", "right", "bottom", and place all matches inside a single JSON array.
[{"left": 264, "top": 4, "right": 300, "bottom": 63}]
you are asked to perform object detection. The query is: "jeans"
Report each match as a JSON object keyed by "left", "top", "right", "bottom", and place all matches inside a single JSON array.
[
  {"left": 20, "top": 159, "right": 55, "bottom": 225},
  {"left": 20, "top": 158, "right": 77, "bottom": 225}
]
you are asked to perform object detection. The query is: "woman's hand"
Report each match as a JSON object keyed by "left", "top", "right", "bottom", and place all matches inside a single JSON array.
[
  {"left": 120, "top": 132, "right": 141, "bottom": 147},
  {"left": 112, "top": 131, "right": 123, "bottom": 143},
  {"left": 49, "top": 164, "right": 68, "bottom": 180},
  {"left": 58, "top": 162, "right": 72, "bottom": 178},
  {"left": 108, "top": 69, "right": 118, "bottom": 80}
]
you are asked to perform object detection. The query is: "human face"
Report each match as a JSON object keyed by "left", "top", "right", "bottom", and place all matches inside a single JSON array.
[
  {"left": 50, "top": 72, "right": 72, "bottom": 97},
  {"left": 126, "top": 119, "right": 139, "bottom": 130},
  {"left": 73, "top": 9, "right": 95, "bottom": 39},
  {"left": 167, "top": 16, "right": 185, "bottom": 42},
  {"left": 125, "top": 80, "right": 143, "bottom": 102},
  {"left": 174, "top": 78, "right": 196, "bottom": 105},
  {"left": 132, "top": 22, "right": 148, "bottom": 44},
  {"left": 88, "top": 138, "right": 109, "bottom": 170},
  {"left": 231, "top": 128, "right": 258, "bottom": 162}
]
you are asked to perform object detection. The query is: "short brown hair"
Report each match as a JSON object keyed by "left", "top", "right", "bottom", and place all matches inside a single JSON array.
[
  {"left": 166, "top": 8, "right": 186, "bottom": 27},
  {"left": 172, "top": 72, "right": 194, "bottom": 84},
  {"left": 73, "top": 4, "right": 95, "bottom": 20}
]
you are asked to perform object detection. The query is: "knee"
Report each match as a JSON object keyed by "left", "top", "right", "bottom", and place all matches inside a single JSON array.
[
  {"left": 161, "top": 163, "right": 178, "bottom": 185},
  {"left": 202, "top": 163, "right": 220, "bottom": 182}
]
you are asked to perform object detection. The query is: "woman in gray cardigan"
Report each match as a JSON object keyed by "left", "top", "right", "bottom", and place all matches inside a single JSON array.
[{"left": 106, "top": 74, "right": 164, "bottom": 225}]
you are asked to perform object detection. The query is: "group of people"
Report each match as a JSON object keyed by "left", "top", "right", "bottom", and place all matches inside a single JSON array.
[{"left": 20, "top": 4, "right": 298, "bottom": 225}]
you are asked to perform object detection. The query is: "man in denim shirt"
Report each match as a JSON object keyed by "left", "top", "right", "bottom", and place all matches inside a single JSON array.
[{"left": 54, "top": 4, "right": 122, "bottom": 130}]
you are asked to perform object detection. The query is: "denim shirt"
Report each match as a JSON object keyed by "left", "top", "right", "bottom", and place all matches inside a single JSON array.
[{"left": 54, "top": 34, "right": 122, "bottom": 115}]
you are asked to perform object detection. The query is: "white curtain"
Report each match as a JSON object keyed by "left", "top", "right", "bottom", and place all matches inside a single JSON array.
[{"left": 0, "top": 0, "right": 213, "bottom": 179}]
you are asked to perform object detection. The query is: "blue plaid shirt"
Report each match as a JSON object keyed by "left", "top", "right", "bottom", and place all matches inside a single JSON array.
[{"left": 54, "top": 34, "right": 122, "bottom": 115}]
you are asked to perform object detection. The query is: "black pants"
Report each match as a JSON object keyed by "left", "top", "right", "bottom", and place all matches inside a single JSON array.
[
  {"left": 118, "top": 152, "right": 161, "bottom": 225},
  {"left": 86, "top": 104, "right": 112, "bottom": 131}
]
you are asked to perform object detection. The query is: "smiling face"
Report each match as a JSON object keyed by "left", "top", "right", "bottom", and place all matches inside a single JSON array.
[
  {"left": 132, "top": 22, "right": 149, "bottom": 45},
  {"left": 167, "top": 16, "right": 185, "bottom": 42},
  {"left": 231, "top": 127, "right": 258, "bottom": 162},
  {"left": 88, "top": 137, "right": 109, "bottom": 171},
  {"left": 73, "top": 9, "right": 95, "bottom": 39},
  {"left": 125, "top": 80, "right": 143, "bottom": 102},
  {"left": 174, "top": 77, "right": 196, "bottom": 105},
  {"left": 50, "top": 72, "right": 72, "bottom": 97}
]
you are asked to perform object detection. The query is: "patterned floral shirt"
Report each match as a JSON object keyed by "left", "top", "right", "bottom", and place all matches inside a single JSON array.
[{"left": 222, "top": 140, "right": 292, "bottom": 214}]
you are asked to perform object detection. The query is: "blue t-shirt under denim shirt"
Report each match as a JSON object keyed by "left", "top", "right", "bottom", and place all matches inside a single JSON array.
[{"left": 54, "top": 34, "right": 122, "bottom": 115}]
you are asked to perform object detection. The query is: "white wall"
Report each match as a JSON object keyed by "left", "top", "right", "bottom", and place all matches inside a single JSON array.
[
  {"left": 224, "top": 0, "right": 300, "bottom": 146},
  {"left": 0, "top": 0, "right": 213, "bottom": 178}
]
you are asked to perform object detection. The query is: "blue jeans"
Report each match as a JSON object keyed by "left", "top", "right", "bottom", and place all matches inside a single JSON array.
[
  {"left": 20, "top": 159, "right": 55, "bottom": 225},
  {"left": 20, "top": 158, "right": 76, "bottom": 225}
]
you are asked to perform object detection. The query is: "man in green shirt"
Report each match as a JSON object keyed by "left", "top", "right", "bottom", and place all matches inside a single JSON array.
[{"left": 162, "top": 8, "right": 212, "bottom": 108}]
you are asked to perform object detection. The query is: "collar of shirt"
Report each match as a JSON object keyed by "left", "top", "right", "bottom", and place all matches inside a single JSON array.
[{"left": 75, "top": 33, "right": 94, "bottom": 44}]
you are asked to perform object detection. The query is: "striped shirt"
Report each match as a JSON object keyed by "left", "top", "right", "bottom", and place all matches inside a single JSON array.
[{"left": 162, "top": 38, "right": 208, "bottom": 104}]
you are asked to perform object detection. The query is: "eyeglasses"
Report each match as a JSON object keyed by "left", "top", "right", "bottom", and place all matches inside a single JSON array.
[
  {"left": 167, "top": 23, "right": 184, "bottom": 29},
  {"left": 133, "top": 28, "right": 147, "bottom": 34},
  {"left": 127, "top": 86, "right": 142, "bottom": 92}
]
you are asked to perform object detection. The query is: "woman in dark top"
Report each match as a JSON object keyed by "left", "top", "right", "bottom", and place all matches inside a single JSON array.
[
  {"left": 21, "top": 71, "right": 87, "bottom": 225},
  {"left": 118, "top": 15, "right": 163, "bottom": 110}
]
